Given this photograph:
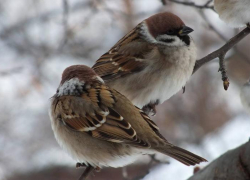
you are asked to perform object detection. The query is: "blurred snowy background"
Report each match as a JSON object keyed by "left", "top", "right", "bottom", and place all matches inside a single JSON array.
[{"left": 1, "top": 0, "right": 250, "bottom": 179}]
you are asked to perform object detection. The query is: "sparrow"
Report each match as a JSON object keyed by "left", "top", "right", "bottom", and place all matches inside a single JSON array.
[
  {"left": 214, "top": 0, "right": 250, "bottom": 28},
  {"left": 240, "top": 79, "right": 250, "bottom": 113},
  {"left": 49, "top": 65, "right": 206, "bottom": 175},
  {"left": 92, "top": 12, "right": 196, "bottom": 116}
]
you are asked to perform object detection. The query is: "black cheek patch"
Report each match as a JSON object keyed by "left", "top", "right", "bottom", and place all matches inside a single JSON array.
[
  {"left": 179, "top": 35, "right": 191, "bottom": 46},
  {"left": 160, "top": 38, "right": 175, "bottom": 43}
]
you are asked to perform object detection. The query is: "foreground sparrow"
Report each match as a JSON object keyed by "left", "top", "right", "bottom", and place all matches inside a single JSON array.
[
  {"left": 214, "top": 0, "right": 250, "bottom": 28},
  {"left": 49, "top": 65, "right": 206, "bottom": 178},
  {"left": 240, "top": 79, "right": 250, "bottom": 113},
  {"left": 92, "top": 12, "right": 196, "bottom": 115}
]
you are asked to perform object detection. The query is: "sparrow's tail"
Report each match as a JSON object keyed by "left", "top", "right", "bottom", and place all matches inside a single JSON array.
[{"left": 157, "top": 145, "right": 207, "bottom": 166}]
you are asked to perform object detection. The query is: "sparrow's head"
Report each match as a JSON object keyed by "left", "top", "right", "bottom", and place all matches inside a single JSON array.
[
  {"left": 57, "top": 65, "right": 104, "bottom": 96},
  {"left": 60, "top": 65, "right": 103, "bottom": 85},
  {"left": 140, "top": 12, "right": 193, "bottom": 47}
]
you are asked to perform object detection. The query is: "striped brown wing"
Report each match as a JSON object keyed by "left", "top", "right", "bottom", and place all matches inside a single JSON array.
[
  {"left": 92, "top": 25, "right": 150, "bottom": 81},
  {"left": 54, "top": 85, "right": 149, "bottom": 147}
]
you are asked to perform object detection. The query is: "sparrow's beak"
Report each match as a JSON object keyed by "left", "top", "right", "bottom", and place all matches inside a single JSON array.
[{"left": 179, "top": 26, "right": 194, "bottom": 36}]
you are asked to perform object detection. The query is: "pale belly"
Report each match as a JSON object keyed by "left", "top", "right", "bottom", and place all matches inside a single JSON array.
[{"left": 108, "top": 66, "right": 193, "bottom": 108}]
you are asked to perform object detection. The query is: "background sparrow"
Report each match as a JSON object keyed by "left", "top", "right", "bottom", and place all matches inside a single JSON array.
[
  {"left": 214, "top": 0, "right": 250, "bottom": 28},
  {"left": 92, "top": 12, "right": 196, "bottom": 115},
  {"left": 49, "top": 65, "right": 206, "bottom": 175},
  {"left": 240, "top": 79, "right": 250, "bottom": 113}
]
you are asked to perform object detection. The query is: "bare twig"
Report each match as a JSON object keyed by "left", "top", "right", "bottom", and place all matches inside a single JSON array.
[
  {"left": 198, "top": 10, "right": 250, "bottom": 64},
  {"left": 218, "top": 54, "right": 230, "bottom": 90},
  {"left": 78, "top": 166, "right": 94, "bottom": 180},
  {"left": 167, "top": 0, "right": 214, "bottom": 10},
  {"left": 0, "top": 1, "right": 91, "bottom": 39},
  {"left": 193, "top": 27, "right": 250, "bottom": 89}
]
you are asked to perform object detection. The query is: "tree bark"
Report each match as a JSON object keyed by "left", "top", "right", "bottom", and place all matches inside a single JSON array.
[{"left": 188, "top": 141, "right": 250, "bottom": 180}]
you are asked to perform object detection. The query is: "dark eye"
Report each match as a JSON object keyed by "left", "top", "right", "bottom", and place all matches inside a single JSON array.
[{"left": 166, "top": 29, "right": 175, "bottom": 35}]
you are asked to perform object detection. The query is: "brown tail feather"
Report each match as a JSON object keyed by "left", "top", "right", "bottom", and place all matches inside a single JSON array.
[{"left": 157, "top": 145, "right": 207, "bottom": 166}]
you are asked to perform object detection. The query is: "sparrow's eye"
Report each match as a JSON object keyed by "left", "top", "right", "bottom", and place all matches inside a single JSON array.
[{"left": 166, "top": 29, "right": 175, "bottom": 35}]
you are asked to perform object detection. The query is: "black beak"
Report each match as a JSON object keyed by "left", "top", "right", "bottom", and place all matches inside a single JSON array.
[{"left": 179, "top": 26, "right": 194, "bottom": 36}]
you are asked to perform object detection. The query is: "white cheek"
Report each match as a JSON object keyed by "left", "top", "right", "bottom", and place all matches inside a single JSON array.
[{"left": 139, "top": 21, "right": 157, "bottom": 43}]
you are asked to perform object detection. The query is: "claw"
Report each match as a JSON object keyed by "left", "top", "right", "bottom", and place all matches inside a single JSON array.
[
  {"left": 142, "top": 100, "right": 159, "bottom": 116},
  {"left": 76, "top": 163, "right": 86, "bottom": 168}
]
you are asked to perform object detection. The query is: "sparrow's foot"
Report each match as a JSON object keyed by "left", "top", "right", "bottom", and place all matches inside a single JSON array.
[
  {"left": 142, "top": 100, "right": 159, "bottom": 116},
  {"left": 76, "top": 163, "right": 86, "bottom": 168}
]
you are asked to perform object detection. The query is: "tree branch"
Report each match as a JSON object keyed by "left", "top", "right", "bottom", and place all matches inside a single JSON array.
[
  {"left": 194, "top": 27, "right": 250, "bottom": 73},
  {"left": 0, "top": 1, "right": 91, "bottom": 39},
  {"left": 197, "top": 10, "right": 250, "bottom": 65},
  {"left": 193, "top": 26, "right": 250, "bottom": 90},
  {"left": 78, "top": 166, "right": 94, "bottom": 180},
  {"left": 188, "top": 141, "right": 250, "bottom": 180},
  {"left": 162, "top": 0, "right": 214, "bottom": 10}
]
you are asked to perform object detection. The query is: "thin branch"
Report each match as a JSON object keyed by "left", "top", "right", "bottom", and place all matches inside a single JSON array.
[
  {"left": 78, "top": 166, "right": 94, "bottom": 180},
  {"left": 167, "top": 0, "right": 214, "bottom": 10},
  {"left": 218, "top": 54, "right": 229, "bottom": 90},
  {"left": 193, "top": 27, "right": 250, "bottom": 89},
  {"left": 0, "top": 1, "right": 91, "bottom": 39},
  {"left": 194, "top": 27, "right": 250, "bottom": 72},
  {"left": 198, "top": 10, "right": 250, "bottom": 64}
]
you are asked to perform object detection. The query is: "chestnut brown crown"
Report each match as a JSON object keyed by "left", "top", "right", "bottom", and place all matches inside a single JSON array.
[
  {"left": 60, "top": 65, "right": 98, "bottom": 85},
  {"left": 145, "top": 12, "right": 186, "bottom": 38}
]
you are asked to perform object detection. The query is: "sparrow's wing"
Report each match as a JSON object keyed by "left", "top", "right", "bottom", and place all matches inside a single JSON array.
[
  {"left": 54, "top": 84, "right": 149, "bottom": 147},
  {"left": 92, "top": 27, "right": 151, "bottom": 81}
]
